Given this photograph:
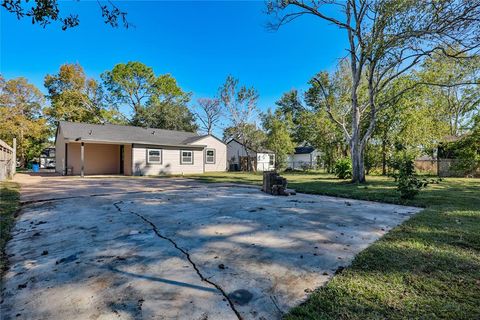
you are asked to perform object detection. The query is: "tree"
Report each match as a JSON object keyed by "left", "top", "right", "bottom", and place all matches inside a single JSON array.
[
  {"left": 138, "top": 99, "right": 198, "bottom": 132},
  {"left": 419, "top": 52, "right": 480, "bottom": 136},
  {"left": 102, "top": 62, "right": 196, "bottom": 131},
  {"left": 262, "top": 110, "right": 295, "bottom": 169},
  {"left": 44, "top": 63, "right": 123, "bottom": 125},
  {"left": 194, "top": 98, "right": 222, "bottom": 135},
  {"left": 275, "top": 87, "right": 347, "bottom": 172},
  {"left": 0, "top": 76, "right": 49, "bottom": 166},
  {"left": 267, "top": 0, "right": 480, "bottom": 182},
  {"left": 1, "top": 0, "right": 129, "bottom": 30},
  {"left": 219, "top": 75, "right": 260, "bottom": 171}
]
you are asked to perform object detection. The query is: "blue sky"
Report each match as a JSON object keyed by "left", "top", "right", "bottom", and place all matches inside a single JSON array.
[{"left": 1, "top": 1, "right": 347, "bottom": 118}]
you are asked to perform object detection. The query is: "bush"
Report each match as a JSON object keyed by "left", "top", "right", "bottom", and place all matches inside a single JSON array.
[
  {"left": 396, "top": 156, "right": 428, "bottom": 199},
  {"left": 334, "top": 158, "right": 352, "bottom": 179}
]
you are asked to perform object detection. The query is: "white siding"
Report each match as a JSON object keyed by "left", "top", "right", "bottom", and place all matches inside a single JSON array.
[
  {"left": 55, "top": 127, "right": 65, "bottom": 174},
  {"left": 132, "top": 145, "right": 205, "bottom": 175},
  {"left": 287, "top": 150, "right": 321, "bottom": 169},
  {"left": 256, "top": 153, "right": 275, "bottom": 171},
  {"left": 192, "top": 136, "right": 227, "bottom": 172}
]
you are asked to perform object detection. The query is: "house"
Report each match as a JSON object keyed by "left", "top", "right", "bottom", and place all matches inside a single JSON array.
[
  {"left": 287, "top": 146, "right": 321, "bottom": 170},
  {"left": 55, "top": 121, "right": 227, "bottom": 176},
  {"left": 226, "top": 139, "right": 275, "bottom": 171}
]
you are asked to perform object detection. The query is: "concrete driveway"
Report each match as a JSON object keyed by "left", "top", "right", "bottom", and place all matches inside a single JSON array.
[{"left": 1, "top": 174, "right": 421, "bottom": 320}]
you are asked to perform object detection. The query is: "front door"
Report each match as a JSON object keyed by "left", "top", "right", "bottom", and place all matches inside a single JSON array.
[{"left": 120, "top": 145, "right": 124, "bottom": 174}]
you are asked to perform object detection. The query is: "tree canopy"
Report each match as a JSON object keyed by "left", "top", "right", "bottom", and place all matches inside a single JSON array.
[
  {"left": 267, "top": 0, "right": 480, "bottom": 182},
  {"left": 1, "top": 0, "right": 129, "bottom": 30},
  {"left": 0, "top": 76, "right": 49, "bottom": 166},
  {"left": 44, "top": 63, "right": 124, "bottom": 125},
  {"left": 102, "top": 62, "right": 196, "bottom": 131}
]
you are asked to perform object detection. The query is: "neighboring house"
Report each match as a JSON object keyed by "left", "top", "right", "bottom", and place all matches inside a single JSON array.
[
  {"left": 55, "top": 121, "right": 227, "bottom": 176},
  {"left": 287, "top": 146, "right": 321, "bottom": 170},
  {"left": 226, "top": 139, "right": 275, "bottom": 171}
]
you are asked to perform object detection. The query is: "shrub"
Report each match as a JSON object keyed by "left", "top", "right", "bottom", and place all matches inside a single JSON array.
[
  {"left": 334, "top": 158, "right": 352, "bottom": 179},
  {"left": 397, "top": 156, "right": 428, "bottom": 199}
]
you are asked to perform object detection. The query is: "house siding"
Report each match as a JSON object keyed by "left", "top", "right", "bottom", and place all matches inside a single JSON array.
[
  {"left": 256, "top": 153, "right": 275, "bottom": 171},
  {"left": 124, "top": 144, "right": 132, "bottom": 176},
  {"left": 287, "top": 151, "right": 321, "bottom": 169},
  {"left": 192, "top": 136, "right": 227, "bottom": 172},
  {"left": 55, "top": 127, "right": 65, "bottom": 174},
  {"left": 226, "top": 140, "right": 254, "bottom": 164},
  {"left": 132, "top": 144, "right": 205, "bottom": 175}
]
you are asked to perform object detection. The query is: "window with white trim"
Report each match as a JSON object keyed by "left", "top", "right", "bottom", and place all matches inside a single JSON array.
[
  {"left": 181, "top": 150, "right": 193, "bottom": 164},
  {"left": 147, "top": 149, "right": 162, "bottom": 164},
  {"left": 269, "top": 154, "right": 275, "bottom": 166},
  {"left": 205, "top": 149, "right": 215, "bottom": 164}
]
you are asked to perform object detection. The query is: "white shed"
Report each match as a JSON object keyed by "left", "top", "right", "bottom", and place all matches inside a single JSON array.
[{"left": 287, "top": 146, "right": 320, "bottom": 170}]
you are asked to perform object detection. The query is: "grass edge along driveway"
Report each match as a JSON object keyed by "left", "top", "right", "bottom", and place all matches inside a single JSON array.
[
  {"left": 0, "top": 181, "right": 20, "bottom": 278},
  {"left": 188, "top": 172, "right": 480, "bottom": 320}
]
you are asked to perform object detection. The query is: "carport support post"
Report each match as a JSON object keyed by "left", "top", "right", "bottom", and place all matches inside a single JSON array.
[{"left": 80, "top": 142, "right": 84, "bottom": 177}]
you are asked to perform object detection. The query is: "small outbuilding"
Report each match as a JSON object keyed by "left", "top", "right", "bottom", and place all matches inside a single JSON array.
[
  {"left": 287, "top": 146, "right": 321, "bottom": 170},
  {"left": 55, "top": 121, "right": 227, "bottom": 176},
  {"left": 226, "top": 139, "right": 275, "bottom": 171}
]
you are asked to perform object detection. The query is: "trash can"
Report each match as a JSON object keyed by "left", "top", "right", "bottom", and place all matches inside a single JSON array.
[{"left": 32, "top": 164, "right": 39, "bottom": 172}]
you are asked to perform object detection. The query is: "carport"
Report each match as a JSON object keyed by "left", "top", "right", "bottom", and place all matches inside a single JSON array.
[{"left": 65, "top": 141, "right": 132, "bottom": 176}]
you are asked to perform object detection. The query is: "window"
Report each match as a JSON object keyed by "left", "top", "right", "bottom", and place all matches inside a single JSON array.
[
  {"left": 147, "top": 149, "right": 162, "bottom": 164},
  {"left": 205, "top": 149, "right": 215, "bottom": 164},
  {"left": 269, "top": 154, "right": 275, "bottom": 166},
  {"left": 181, "top": 150, "right": 193, "bottom": 164}
]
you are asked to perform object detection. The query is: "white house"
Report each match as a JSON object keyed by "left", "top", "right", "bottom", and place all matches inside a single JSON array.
[
  {"left": 226, "top": 139, "right": 275, "bottom": 171},
  {"left": 55, "top": 121, "right": 227, "bottom": 176},
  {"left": 287, "top": 146, "right": 321, "bottom": 170}
]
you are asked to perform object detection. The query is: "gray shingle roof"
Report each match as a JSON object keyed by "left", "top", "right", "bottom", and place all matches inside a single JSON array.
[
  {"left": 58, "top": 121, "right": 202, "bottom": 146},
  {"left": 294, "top": 146, "right": 315, "bottom": 154}
]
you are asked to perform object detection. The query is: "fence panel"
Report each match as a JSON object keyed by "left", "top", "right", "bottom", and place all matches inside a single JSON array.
[{"left": 0, "top": 139, "right": 14, "bottom": 181}]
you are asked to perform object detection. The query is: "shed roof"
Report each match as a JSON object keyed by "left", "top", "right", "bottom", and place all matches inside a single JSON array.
[
  {"left": 294, "top": 146, "right": 315, "bottom": 154},
  {"left": 58, "top": 121, "right": 202, "bottom": 147}
]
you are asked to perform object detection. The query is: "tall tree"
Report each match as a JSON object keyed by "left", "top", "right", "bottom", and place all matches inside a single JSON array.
[
  {"left": 267, "top": 0, "right": 480, "bottom": 182},
  {"left": 1, "top": 0, "right": 129, "bottom": 30},
  {"left": 194, "top": 98, "right": 222, "bottom": 135},
  {"left": 220, "top": 75, "right": 260, "bottom": 170},
  {"left": 44, "top": 63, "right": 122, "bottom": 125},
  {"left": 0, "top": 76, "right": 49, "bottom": 166},
  {"left": 262, "top": 109, "right": 295, "bottom": 169},
  {"left": 102, "top": 62, "right": 195, "bottom": 131}
]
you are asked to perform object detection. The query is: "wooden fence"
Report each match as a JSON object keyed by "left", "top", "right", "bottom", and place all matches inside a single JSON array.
[
  {"left": 0, "top": 139, "right": 15, "bottom": 181},
  {"left": 415, "top": 158, "right": 480, "bottom": 177}
]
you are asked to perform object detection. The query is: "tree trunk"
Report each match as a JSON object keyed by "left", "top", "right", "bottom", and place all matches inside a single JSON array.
[{"left": 351, "top": 140, "right": 366, "bottom": 183}]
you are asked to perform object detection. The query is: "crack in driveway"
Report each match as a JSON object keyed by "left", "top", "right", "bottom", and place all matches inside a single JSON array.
[{"left": 112, "top": 201, "right": 243, "bottom": 320}]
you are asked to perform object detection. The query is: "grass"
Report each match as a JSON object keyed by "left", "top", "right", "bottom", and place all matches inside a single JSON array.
[
  {"left": 0, "top": 181, "right": 20, "bottom": 276},
  {"left": 188, "top": 171, "right": 480, "bottom": 319}
]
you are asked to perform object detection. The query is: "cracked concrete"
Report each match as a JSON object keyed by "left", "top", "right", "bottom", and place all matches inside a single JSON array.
[{"left": 1, "top": 174, "right": 422, "bottom": 319}]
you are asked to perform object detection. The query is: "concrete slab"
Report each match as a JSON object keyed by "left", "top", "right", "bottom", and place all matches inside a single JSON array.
[{"left": 1, "top": 175, "right": 421, "bottom": 320}]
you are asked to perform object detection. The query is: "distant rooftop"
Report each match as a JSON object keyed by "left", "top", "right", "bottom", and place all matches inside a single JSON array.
[{"left": 294, "top": 146, "right": 315, "bottom": 154}]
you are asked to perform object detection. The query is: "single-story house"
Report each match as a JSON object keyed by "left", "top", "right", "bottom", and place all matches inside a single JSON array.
[
  {"left": 55, "top": 121, "right": 227, "bottom": 176},
  {"left": 287, "top": 146, "right": 321, "bottom": 170},
  {"left": 226, "top": 138, "right": 275, "bottom": 171}
]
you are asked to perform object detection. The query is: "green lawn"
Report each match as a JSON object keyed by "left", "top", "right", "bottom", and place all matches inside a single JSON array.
[
  {"left": 188, "top": 172, "right": 480, "bottom": 319},
  {"left": 0, "top": 181, "right": 20, "bottom": 276}
]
